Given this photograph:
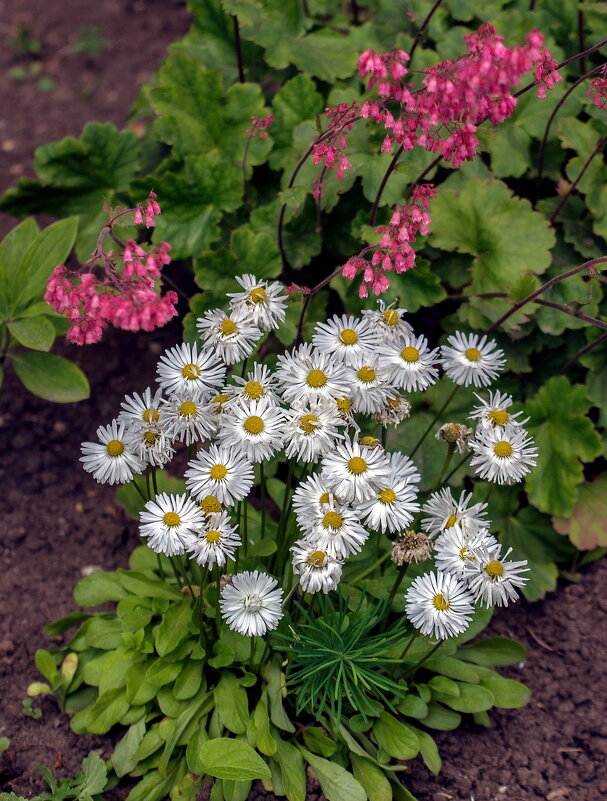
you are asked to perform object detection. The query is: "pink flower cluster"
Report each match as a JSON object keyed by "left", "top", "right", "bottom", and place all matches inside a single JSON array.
[
  {"left": 246, "top": 114, "right": 274, "bottom": 141},
  {"left": 358, "top": 25, "right": 558, "bottom": 168},
  {"left": 342, "top": 184, "right": 437, "bottom": 298},
  {"left": 45, "top": 239, "right": 177, "bottom": 345},
  {"left": 587, "top": 74, "right": 607, "bottom": 110},
  {"left": 312, "top": 102, "right": 359, "bottom": 179},
  {"left": 133, "top": 191, "right": 161, "bottom": 228}
]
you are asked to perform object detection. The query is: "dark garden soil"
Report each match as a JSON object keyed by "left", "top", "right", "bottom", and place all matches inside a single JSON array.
[{"left": 1, "top": 2, "right": 607, "bottom": 800}]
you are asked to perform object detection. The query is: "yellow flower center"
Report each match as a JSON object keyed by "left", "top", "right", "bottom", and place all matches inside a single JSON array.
[
  {"left": 244, "top": 380, "right": 265, "bottom": 399},
  {"left": 445, "top": 514, "right": 458, "bottom": 529},
  {"left": 143, "top": 430, "right": 160, "bottom": 445},
  {"left": 336, "top": 397, "right": 351, "bottom": 415},
  {"left": 322, "top": 511, "right": 343, "bottom": 529},
  {"left": 220, "top": 319, "right": 238, "bottom": 336},
  {"left": 459, "top": 546, "right": 475, "bottom": 562},
  {"left": 163, "top": 512, "right": 181, "bottom": 527},
  {"left": 465, "top": 347, "right": 481, "bottom": 362},
  {"left": 485, "top": 560, "right": 504, "bottom": 578},
  {"left": 249, "top": 287, "right": 267, "bottom": 303},
  {"left": 210, "top": 464, "right": 228, "bottom": 481},
  {"left": 212, "top": 393, "right": 230, "bottom": 405},
  {"left": 357, "top": 366, "right": 376, "bottom": 383},
  {"left": 319, "top": 492, "right": 331, "bottom": 505},
  {"left": 339, "top": 328, "right": 359, "bottom": 345},
  {"left": 181, "top": 363, "right": 201, "bottom": 380},
  {"left": 306, "top": 550, "right": 326, "bottom": 567},
  {"left": 432, "top": 593, "right": 450, "bottom": 611},
  {"left": 401, "top": 346, "right": 419, "bottom": 363},
  {"left": 205, "top": 529, "right": 222, "bottom": 543},
  {"left": 382, "top": 309, "right": 400, "bottom": 326},
  {"left": 306, "top": 369, "right": 327, "bottom": 388},
  {"left": 378, "top": 488, "right": 397, "bottom": 505},
  {"left": 386, "top": 395, "right": 401, "bottom": 408},
  {"left": 106, "top": 439, "right": 124, "bottom": 457},
  {"left": 143, "top": 408, "right": 159, "bottom": 423},
  {"left": 347, "top": 456, "right": 367, "bottom": 475},
  {"left": 200, "top": 495, "right": 222, "bottom": 514},
  {"left": 494, "top": 441, "right": 513, "bottom": 458},
  {"left": 489, "top": 409, "right": 510, "bottom": 426},
  {"left": 360, "top": 436, "right": 380, "bottom": 448},
  {"left": 299, "top": 413, "right": 319, "bottom": 434},
  {"left": 179, "top": 401, "right": 197, "bottom": 417},
  {"left": 243, "top": 415, "right": 264, "bottom": 435}
]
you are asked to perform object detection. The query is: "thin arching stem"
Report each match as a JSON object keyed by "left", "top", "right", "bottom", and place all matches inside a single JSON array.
[
  {"left": 578, "top": 3, "right": 587, "bottom": 76},
  {"left": 408, "top": 0, "right": 445, "bottom": 63},
  {"left": 549, "top": 134, "right": 607, "bottom": 224},
  {"left": 369, "top": 145, "right": 404, "bottom": 225},
  {"left": 561, "top": 330, "right": 607, "bottom": 372}
]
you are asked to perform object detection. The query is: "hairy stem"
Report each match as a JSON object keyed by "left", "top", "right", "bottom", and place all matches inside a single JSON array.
[
  {"left": 369, "top": 145, "right": 404, "bottom": 225},
  {"left": 410, "top": 385, "right": 460, "bottom": 458},
  {"left": 408, "top": 0, "right": 445, "bottom": 62}
]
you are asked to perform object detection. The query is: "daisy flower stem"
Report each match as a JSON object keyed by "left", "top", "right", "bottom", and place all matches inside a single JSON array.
[
  {"left": 409, "top": 640, "right": 443, "bottom": 676},
  {"left": 131, "top": 477, "right": 148, "bottom": 504},
  {"left": 170, "top": 557, "right": 184, "bottom": 589},
  {"left": 156, "top": 554, "right": 165, "bottom": 581},
  {"left": 484, "top": 483, "right": 495, "bottom": 503},
  {"left": 399, "top": 630, "right": 420, "bottom": 661},
  {"left": 274, "top": 461, "right": 295, "bottom": 573},
  {"left": 240, "top": 357, "right": 249, "bottom": 379},
  {"left": 215, "top": 566, "right": 221, "bottom": 634},
  {"left": 145, "top": 470, "right": 152, "bottom": 500},
  {"left": 443, "top": 452, "right": 470, "bottom": 485},
  {"left": 243, "top": 498, "right": 249, "bottom": 557},
  {"left": 178, "top": 556, "right": 196, "bottom": 600},
  {"left": 249, "top": 635, "right": 256, "bottom": 670},
  {"left": 388, "top": 562, "right": 410, "bottom": 605},
  {"left": 381, "top": 425, "right": 388, "bottom": 449},
  {"left": 259, "top": 462, "right": 266, "bottom": 537},
  {"left": 410, "top": 385, "right": 460, "bottom": 457},
  {"left": 197, "top": 565, "right": 209, "bottom": 648},
  {"left": 152, "top": 468, "right": 159, "bottom": 496},
  {"left": 433, "top": 443, "right": 456, "bottom": 490},
  {"left": 282, "top": 578, "right": 300, "bottom": 611}
]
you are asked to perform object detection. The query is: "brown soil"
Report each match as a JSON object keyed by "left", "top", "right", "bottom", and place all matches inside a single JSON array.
[{"left": 1, "top": 2, "right": 606, "bottom": 800}]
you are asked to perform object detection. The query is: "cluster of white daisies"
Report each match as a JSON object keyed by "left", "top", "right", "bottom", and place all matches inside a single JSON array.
[{"left": 80, "top": 273, "right": 535, "bottom": 641}]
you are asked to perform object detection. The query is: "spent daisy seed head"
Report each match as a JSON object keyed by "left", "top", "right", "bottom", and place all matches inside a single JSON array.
[
  {"left": 435, "top": 422, "right": 475, "bottom": 454},
  {"left": 220, "top": 571, "right": 283, "bottom": 636},
  {"left": 185, "top": 443, "right": 254, "bottom": 505},
  {"left": 391, "top": 530, "right": 433, "bottom": 565},
  {"left": 80, "top": 419, "right": 145, "bottom": 485},
  {"left": 469, "top": 426, "right": 538, "bottom": 485},
  {"left": 156, "top": 342, "right": 226, "bottom": 397},
  {"left": 441, "top": 332, "right": 506, "bottom": 388},
  {"left": 405, "top": 570, "right": 475, "bottom": 640},
  {"left": 139, "top": 492, "right": 206, "bottom": 556}
]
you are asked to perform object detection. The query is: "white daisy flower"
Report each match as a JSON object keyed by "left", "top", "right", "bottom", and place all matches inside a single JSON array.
[
  {"left": 291, "top": 543, "right": 343, "bottom": 594},
  {"left": 469, "top": 390, "right": 528, "bottom": 432},
  {"left": 321, "top": 437, "right": 392, "bottom": 503},
  {"left": 371, "top": 391, "right": 412, "bottom": 427},
  {"left": 185, "top": 444, "right": 254, "bottom": 505},
  {"left": 124, "top": 423, "right": 175, "bottom": 467},
  {"left": 204, "top": 391, "right": 233, "bottom": 436},
  {"left": 356, "top": 480, "right": 419, "bottom": 534},
  {"left": 347, "top": 358, "right": 396, "bottom": 414},
  {"left": 292, "top": 473, "right": 340, "bottom": 535},
  {"left": 362, "top": 300, "right": 414, "bottom": 344},
  {"left": 161, "top": 393, "right": 216, "bottom": 446},
  {"left": 225, "top": 363, "right": 282, "bottom": 406},
  {"left": 118, "top": 387, "right": 164, "bottom": 429},
  {"left": 220, "top": 571, "right": 283, "bottom": 636},
  {"left": 217, "top": 396, "right": 285, "bottom": 463},
  {"left": 469, "top": 426, "right": 538, "bottom": 485},
  {"left": 139, "top": 493, "right": 205, "bottom": 556},
  {"left": 311, "top": 314, "right": 381, "bottom": 367},
  {"left": 156, "top": 342, "right": 226, "bottom": 397},
  {"left": 302, "top": 502, "right": 369, "bottom": 559},
  {"left": 441, "top": 332, "right": 506, "bottom": 388},
  {"left": 275, "top": 343, "right": 350, "bottom": 405},
  {"left": 283, "top": 400, "right": 344, "bottom": 463},
  {"left": 434, "top": 528, "right": 499, "bottom": 577},
  {"left": 464, "top": 545, "right": 529, "bottom": 607},
  {"left": 187, "top": 511, "right": 242, "bottom": 568},
  {"left": 421, "top": 488, "right": 489, "bottom": 539},
  {"left": 378, "top": 334, "right": 440, "bottom": 393},
  {"left": 80, "top": 420, "right": 145, "bottom": 485},
  {"left": 197, "top": 309, "right": 262, "bottom": 365},
  {"left": 390, "top": 451, "right": 421, "bottom": 487},
  {"left": 333, "top": 395, "right": 359, "bottom": 430},
  {"left": 227, "top": 274, "right": 287, "bottom": 331},
  {"left": 405, "top": 571, "right": 474, "bottom": 640}
]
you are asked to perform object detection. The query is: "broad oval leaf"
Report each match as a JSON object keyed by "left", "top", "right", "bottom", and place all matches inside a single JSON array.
[
  {"left": 11, "top": 351, "right": 89, "bottom": 403},
  {"left": 197, "top": 738, "right": 271, "bottom": 781},
  {"left": 300, "top": 748, "right": 366, "bottom": 801},
  {"left": 8, "top": 316, "right": 55, "bottom": 351}
]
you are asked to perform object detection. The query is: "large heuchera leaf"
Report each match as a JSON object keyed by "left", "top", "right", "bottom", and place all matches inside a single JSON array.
[
  {"left": 429, "top": 179, "right": 555, "bottom": 294},
  {"left": 553, "top": 474, "right": 607, "bottom": 550},
  {"left": 525, "top": 376, "right": 602, "bottom": 517}
]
